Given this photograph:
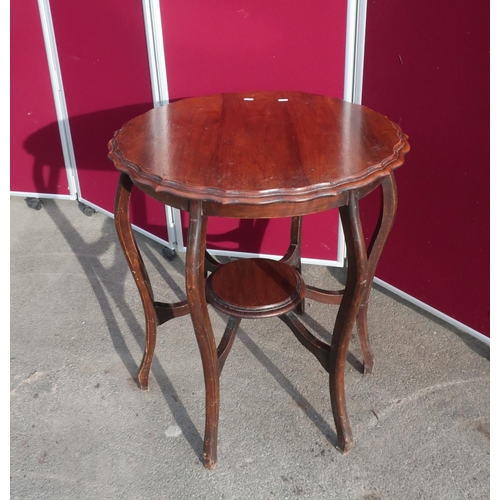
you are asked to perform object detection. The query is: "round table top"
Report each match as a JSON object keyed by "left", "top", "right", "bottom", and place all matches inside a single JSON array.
[{"left": 108, "top": 91, "right": 409, "bottom": 206}]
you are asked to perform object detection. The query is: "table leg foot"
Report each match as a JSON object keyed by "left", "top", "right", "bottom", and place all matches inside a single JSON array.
[
  {"left": 137, "top": 368, "right": 151, "bottom": 390},
  {"left": 203, "top": 453, "right": 218, "bottom": 470},
  {"left": 330, "top": 371, "right": 354, "bottom": 455},
  {"left": 336, "top": 438, "right": 353, "bottom": 455}
]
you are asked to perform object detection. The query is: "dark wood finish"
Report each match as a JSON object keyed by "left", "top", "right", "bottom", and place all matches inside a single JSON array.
[
  {"left": 108, "top": 92, "right": 408, "bottom": 212},
  {"left": 330, "top": 192, "right": 368, "bottom": 453},
  {"left": 279, "top": 312, "right": 330, "bottom": 372},
  {"left": 204, "top": 251, "right": 222, "bottom": 276},
  {"left": 154, "top": 301, "right": 189, "bottom": 326},
  {"left": 114, "top": 173, "right": 157, "bottom": 390},
  {"left": 305, "top": 286, "right": 344, "bottom": 305},
  {"left": 206, "top": 258, "right": 306, "bottom": 318},
  {"left": 109, "top": 91, "right": 409, "bottom": 469},
  {"left": 280, "top": 217, "right": 303, "bottom": 268},
  {"left": 357, "top": 173, "right": 398, "bottom": 374},
  {"left": 281, "top": 216, "right": 305, "bottom": 315},
  {"left": 185, "top": 200, "right": 220, "bottom": 470},
  {"left": 217, "top": 316, "right": 241, "bottom": 375}
]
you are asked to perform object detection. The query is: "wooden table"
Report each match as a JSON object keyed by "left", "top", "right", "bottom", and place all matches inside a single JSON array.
[{"left": 108, "top": 91, "right": 410, "bottom": 469}]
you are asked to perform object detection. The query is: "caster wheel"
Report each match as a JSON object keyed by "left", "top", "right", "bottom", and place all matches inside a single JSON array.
[
  {"left": 161, "top": 246, "right": 176, "bottom": 261},
  {"left": 78, "top": 202, "right": 96, "bottom": 217},
  {"left": 25, "top": 198, "right": 43, "bottom": 211}
]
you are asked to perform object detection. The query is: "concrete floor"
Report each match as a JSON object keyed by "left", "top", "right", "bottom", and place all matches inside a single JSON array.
[{"left": 10, "top": 196, "right": 489, "bottom": 499}]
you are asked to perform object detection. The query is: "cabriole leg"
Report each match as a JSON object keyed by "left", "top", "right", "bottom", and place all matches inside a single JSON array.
[
  {"left": 114, "top": 173, "right": 157, "bottom": 390},
  {"left": 357, "top": 173, "right": 398, "bottom": 374},
  {"left": 185, "top": 200, "right": 220, "bottom": 470},
  {"left": 330, "top": 191, "right": 368, "bottom": 454}
]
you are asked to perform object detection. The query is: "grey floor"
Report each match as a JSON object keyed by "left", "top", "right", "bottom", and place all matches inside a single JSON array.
[{"left": 10, "top": 196, "right": 490, "bottom": 500}]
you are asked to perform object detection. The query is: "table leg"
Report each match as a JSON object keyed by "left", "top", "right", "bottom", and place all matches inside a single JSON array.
[
  {"left": 114, "top": 173, "right": 158, "bottom": 390},
  {"left": 280, "top": 216, "right": 305, "bottom": 315},
  {"left": 330, "top": 191, "right": 368, "bottom": 454},
  {"left": 185, "top": 200, "right": 220, "bottom": 470},
  {"left": 357, "top": 173, "right": 398, "bottom": 374}
]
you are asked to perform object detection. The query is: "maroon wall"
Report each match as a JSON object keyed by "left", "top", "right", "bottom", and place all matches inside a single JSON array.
[
  {"left": 10, "top": 1, "right": 68, "bottom": 196},
  {"left": 362, "top": 1, "right": 489, "bottom": 335},
  {"left": 160, "top": 0, "right": 347, "bottom": 100}
]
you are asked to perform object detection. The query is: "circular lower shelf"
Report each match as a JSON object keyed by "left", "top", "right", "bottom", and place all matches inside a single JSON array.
[{"left": 205, "top": 258, "right": 305, "bottom": 318}]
